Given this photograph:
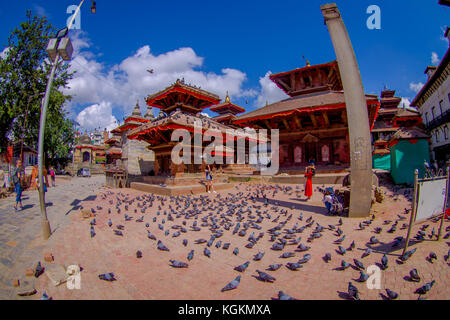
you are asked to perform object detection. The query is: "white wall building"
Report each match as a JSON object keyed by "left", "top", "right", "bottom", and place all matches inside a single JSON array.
[{"left": 411, "top": 28, "right": 450, "bottom": 166}]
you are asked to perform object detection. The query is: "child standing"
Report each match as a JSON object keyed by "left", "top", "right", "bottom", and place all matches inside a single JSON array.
[{"left": 323, "top": 189, "right": 333, "bottom": 215}]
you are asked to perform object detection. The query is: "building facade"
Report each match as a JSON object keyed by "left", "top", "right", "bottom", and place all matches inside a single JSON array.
[{"left": 411, "top": 28, "right": 450, "bottom": 166}]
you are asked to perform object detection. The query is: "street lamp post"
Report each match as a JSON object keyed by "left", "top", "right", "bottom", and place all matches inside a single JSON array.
[{"left": 38, "top": 0, "right": 95, "bottom": 239}]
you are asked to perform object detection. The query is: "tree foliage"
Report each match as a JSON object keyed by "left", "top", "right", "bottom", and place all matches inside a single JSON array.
[{"left": 0, "top": 10, "right": 74, "bottom": 163}]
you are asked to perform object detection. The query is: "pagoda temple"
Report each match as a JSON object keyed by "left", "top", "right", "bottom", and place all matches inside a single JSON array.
[
  {"left": 234, "top": 61, "right": 380, "bottom": 170},
  {"left": 126, "top": 79, "right": 255, "bottom": 178},
  {"left": 211, "top": 92, "right": 245, "bottom": 127}
]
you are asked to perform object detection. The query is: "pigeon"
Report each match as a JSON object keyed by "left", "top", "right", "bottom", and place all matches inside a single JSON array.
[
  {"left": 169, "top": 260, "right": 189, "bottom": 268},
  {"left": 400, "top": 248, "right": 416, "bottom": 262},
  {"left": 334, "top": 235, "right": 345, "bottom": 244},
  {"left": 445, "top": 249, "right": 450, "bottom": 262},
  {"left": 298, "top": 254, "right": 311, "bottom": 264},
  {"left": 286, "top": 262, "right": 303, "bottom": 271},
  {"left": 267, "top": 264, "right": 283, "bottom": 271},
  {"left": 275, "top": 291, "right": 296, "bottom": 300},
  {"left": 117, "top": 225, "right": 124, "bottom": 230},
  {"left": 215, "top": 241, "right": 222, "bottom": 249},
  {"left": 187, "top": 250, "right": 194, "bottom": 261},
  {"left": 385, "top": 289, "right": 398, "bottom": 300},
  {"left": 295, "top": 243, "right": 310, "bottom": 252},
  {"left": 338, "top": 218, "right": 343, "bottom": 226},
  {"left": 347, "top": 241, "right": 355, "bottom": 251},
  {"left": 353, "top": 259, "right": 365, "bottom": 270},
  {"left": 90, "top": 218, "right": 96, "bottom": 226},
  {"left": 427, "top": 252, "right": 437, "bottom": 263},
  {"left": 41, "top": 291, "right": 52, "bottom": 300},
  {"left": 90, "top": 226, "right": 96, "bottom": 238},
  {"left": 222, "top": 243, "right": 230, "bottom": 250},
  {"left": 372, "top": 249, "right": 385, "bottom": 266},
  {"left": 157, "top": 240, "right": 170, "bottom": 251},
  {"left": 280, "top": 252, "right": 295, "bottom": 259},
  {"left": 233, "top": 248, "right": 239, "bottom": 256},
  {"left": 204, "top": 247, "right": 211, "bottom": 258},
  {"left": 374, "top": 227, "right": 382, "bottom": 234},
  {"left": 253, "top": 252, "right": 265, "bottom": 261},
  {"left": 369, "top": 236, "right": 379, "bottom": 245},
  {"left": 323, "top": 253, "right": 331, "bottom": 263},
  {"left": 340, "top": 260, "right": 350, "bottom": 270},
  {"left": 136, "top": 250, "right": 142, "bottom": 258},
  {"left": 415, "top": 280, "right": 435, "bottom": 295},
  {"left": 194, "top": 239, "right": 207, "bottom": 244},
  {"left": 361, "top": 248, "right": 372, "bottom": 259},
  {"left": 136, "top": 216, "right": 144, "bottom": 223},
  {"left": 34, "top": 262, "right": 44, "bottom": 278},
  {"left": 409, "top": 268, "right": 420, "bottom": 282},
  {"left": 147, "top": 231, "right": 156, "bottom": 240},
  {"left": 271, "top": 242, "right": 284, "bottom": 251},
  {"left": 255, "top": 270, "right": 276, "bottom": 283},
  {"left": 337, "top": 246, "right": 346, "bottom": 255},
  {"left": 107, "top": 219, "right": 112, "bottom": 227},
  {"left": 234, "top": 261, "right": 250, "bottom": 272},
  {"left": 172, "top": 231, "right": 181, "bottom": 238},
  {"left": 114, "top": 230, "right": 123, "bottom": 236},
  {"left": 355, "top": 270, "right": 369, "bottom": 282},
  {"left": 348, "top": 282, "right": 359, "bottom": 300},
  {"left": 182, "top": 239, "right": 188, "bottom": 247},
  {"left": 392, "top": 237, "right": 403, "bottom": 248},
  {"left": 99, "top": 273, "right": 116, "bottom": 281},
  {"left": 221, "top": 275, "right": 241, "bottom": 292}
]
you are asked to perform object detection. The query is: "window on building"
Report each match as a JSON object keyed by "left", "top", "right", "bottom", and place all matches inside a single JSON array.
[
  {"left": 425, "top": 112, "right": 429, "bottom": 125},
  {"left": 431, "top": 107, "right": 436, "bottom": 120},
  {"left": 444, "top": 126, "right": 449, "bottom": 140},
  {"left": 439, "top": 100, "right": 444, "bottom": 116},
  {"left": 435, "top": 130, "right": 440, "bottom": 143}
]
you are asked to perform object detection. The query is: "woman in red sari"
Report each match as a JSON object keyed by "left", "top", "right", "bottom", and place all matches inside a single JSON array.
[{"left": 304, "top": 166, "right": 314, "bottom": 200}]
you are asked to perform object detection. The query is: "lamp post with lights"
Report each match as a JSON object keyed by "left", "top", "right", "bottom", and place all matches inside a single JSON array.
[{"left": 38, "top": 0, "right": 96, "bottom": 240}]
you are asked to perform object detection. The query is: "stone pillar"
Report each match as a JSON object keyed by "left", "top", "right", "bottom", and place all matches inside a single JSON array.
[{"left": 321, "top": 3, "right": 372, "bottom": 217}]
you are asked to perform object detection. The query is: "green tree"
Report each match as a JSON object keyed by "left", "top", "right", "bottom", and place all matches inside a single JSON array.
[{"left": 0, "top": 10, "right": 74, "bottom": 161}]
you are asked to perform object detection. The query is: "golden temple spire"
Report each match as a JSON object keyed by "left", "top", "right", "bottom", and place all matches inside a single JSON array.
[{"left": 225, "top": 91, "right": 231, "bottom": 103}]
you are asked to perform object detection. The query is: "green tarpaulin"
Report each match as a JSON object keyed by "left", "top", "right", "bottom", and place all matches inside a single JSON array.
[
  {"left": 373, "top": 153, "right": 391, "bottom": 171},
  {"left": 390, "top": 139, "right": 430, "bottom": 185}
]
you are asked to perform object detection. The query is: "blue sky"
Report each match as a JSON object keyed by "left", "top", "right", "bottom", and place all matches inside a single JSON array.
[{"left": 0, "top": 0, "right": 449, "bottom": 132}]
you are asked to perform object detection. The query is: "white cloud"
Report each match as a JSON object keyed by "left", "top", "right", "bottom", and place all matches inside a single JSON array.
[
  {"left": 254, "top": 71, "right": 289, "bottom": 107},
  {"left": 431, "top": 52, "right": 440, "bottom": 65},
  {"left": 65, "top": 33, "right": 257, "bottom": 130},
  {"left": 399, "top": 97, "right": 411, "bottom": 109},
  {"left": 409, "top": 82, "right": 424, "bottom": 93},
  {"left": 33, "top": 5, "right": 50, "bottom": 18},
  {"left": 75, "top": 101, "right": 118, "bottom": 132}
]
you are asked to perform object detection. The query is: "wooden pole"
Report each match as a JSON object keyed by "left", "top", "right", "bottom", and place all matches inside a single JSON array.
[{"left": 402, "top": 169, "right": 419, "bottom": 256}]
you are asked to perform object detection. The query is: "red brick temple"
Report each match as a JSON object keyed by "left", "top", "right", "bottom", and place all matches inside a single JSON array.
[{"left": 233, "top": 61, "right": 380, "bottom": 171}]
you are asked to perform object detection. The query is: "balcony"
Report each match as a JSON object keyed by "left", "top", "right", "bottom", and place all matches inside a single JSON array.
[{"left": 426, "top": 109, "right": 450, "bottom": 131}]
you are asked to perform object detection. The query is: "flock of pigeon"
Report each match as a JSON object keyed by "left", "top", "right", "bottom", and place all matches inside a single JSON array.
[{"left": 85, "top": 183, "right": 450, "bottom": 300}]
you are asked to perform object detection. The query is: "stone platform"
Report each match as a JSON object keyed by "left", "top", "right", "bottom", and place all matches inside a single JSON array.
[
  {"left": 130, "top": 181, "right": 235, "bottom": 196},
  {"left": 228, "top": 172, "right": 348, "bottom": 185}
]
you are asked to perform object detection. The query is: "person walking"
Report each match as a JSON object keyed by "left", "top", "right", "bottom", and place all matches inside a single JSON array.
[
  {"left": 13, "top": 160, "right": 24, "bottom": 211},
  {"left": 50, "top": 166, "right": 56, "bottom": 187},
  {"left": 304, "top": 166, "right": 314, "bottom": 201},
  {"left": 205, "top": 164, "right": 216, "bottom": 194},
  {"left": 323, "top": 189, "right": 333, "bottom": 215}
]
